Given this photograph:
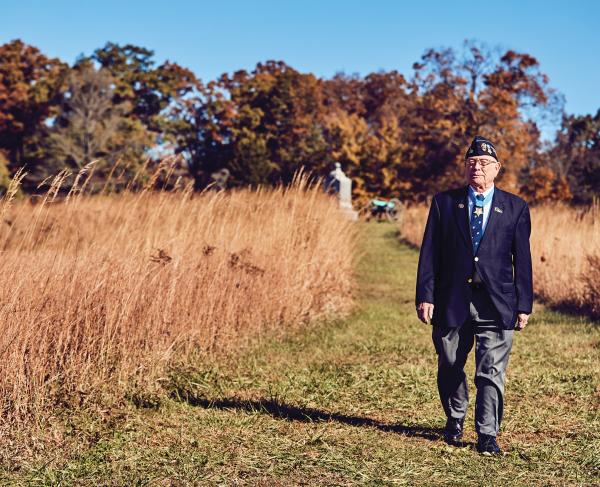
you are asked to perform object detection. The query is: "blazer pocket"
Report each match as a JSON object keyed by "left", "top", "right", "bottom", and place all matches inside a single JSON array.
[{"left": 500, "top": 282, "right": 515, "bottom": 294}]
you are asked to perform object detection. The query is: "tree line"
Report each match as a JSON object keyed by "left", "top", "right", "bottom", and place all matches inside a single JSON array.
[{"left": 0, "top": 39, "right": 598, "bottom": 204}]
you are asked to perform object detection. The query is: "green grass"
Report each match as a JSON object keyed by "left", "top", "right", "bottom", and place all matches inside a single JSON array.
[{"left": 3, "top": 222, "right": 599, "bottom": 486}]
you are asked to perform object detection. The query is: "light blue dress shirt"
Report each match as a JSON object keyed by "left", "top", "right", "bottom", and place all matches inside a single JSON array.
[{"left": 468, "top": 184, "right": 495, "bottom": 234}]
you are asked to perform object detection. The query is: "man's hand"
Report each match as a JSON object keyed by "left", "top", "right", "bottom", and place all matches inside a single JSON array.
[
  {"left": 516, "top": 313, "right": 529, "bottom": 331},
  {"left": 417, "top": 302, "right": 434, "bottom": 324}
]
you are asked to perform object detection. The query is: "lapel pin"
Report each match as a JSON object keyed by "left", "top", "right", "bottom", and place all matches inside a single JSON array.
[
  {"left": 458, "top": 203, "right": 465, "bottom": 209},
  {"left": 494, "top": 207, "right": 503, "bottom": 213}
]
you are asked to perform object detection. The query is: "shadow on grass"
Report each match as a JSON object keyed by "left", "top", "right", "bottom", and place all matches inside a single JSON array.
[
  {"left": 396, "top": 236, "right": 420, "bottom": 251},
  {"left": 540, "top": 298, "right": 600, "bottom": 325},
  {"left": 377, "top": 224, "right": 419, "bottom": 252},
  {"left": 381, "top": 227, "right": 405, "bottom": 244},
  {"left": 172, "top": 391, "right": 443, "bottom": 442}
]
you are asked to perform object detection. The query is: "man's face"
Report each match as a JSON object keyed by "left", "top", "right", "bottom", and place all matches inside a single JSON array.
[{"left": 464, "top": 155, "right": 500, "bottom": 188}]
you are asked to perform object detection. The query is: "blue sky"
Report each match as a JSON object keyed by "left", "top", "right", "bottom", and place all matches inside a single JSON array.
[{"left": 3, "top": 0, "right": 599, "bottom": 126}]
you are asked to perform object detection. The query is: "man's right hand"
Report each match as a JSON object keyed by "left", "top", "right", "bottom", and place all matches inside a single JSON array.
[{"left": 416, "top": 302, "right": 434, "bottom": 324}]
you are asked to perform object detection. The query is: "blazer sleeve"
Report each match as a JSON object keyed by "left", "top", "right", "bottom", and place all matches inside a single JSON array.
[
  {"left": 415, "top": 195, "right": 441, "bottom": 306},
  {"left": 512, "top": 202, "right": 533, "bottom": 314}
]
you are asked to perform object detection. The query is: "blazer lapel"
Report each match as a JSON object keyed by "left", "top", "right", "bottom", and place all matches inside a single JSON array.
[
  {"left": 476, "top": 187, "right": 505, "bottom": 254},
  {"left": 453, "top": 186, "right": 472, "bottom": 252}
]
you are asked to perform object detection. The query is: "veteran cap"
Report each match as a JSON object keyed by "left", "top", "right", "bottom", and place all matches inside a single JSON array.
[{"left": 465, "top": 135, "right": 498, "bottom": 161}]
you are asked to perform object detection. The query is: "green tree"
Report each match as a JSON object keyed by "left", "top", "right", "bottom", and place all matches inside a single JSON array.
[
  {"left": 552, "top": 110, "right": 600, "bottom": 204},
  {"left": 90, "top": 43, "right": 199, "bottom": 136},
  {"left": 176, "top": 61, "right": 329, "bottom": 189},
  {"left": 43, "top": 63, "right": 151, "bottom": 189}
]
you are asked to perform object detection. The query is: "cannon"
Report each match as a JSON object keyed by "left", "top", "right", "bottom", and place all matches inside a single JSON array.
[{"left": 361, "top": 197, "right": 403, "bottom": 222}]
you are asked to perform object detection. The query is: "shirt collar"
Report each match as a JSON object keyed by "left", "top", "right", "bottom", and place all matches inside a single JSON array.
[{"left": 468, "top": 183, "right": 495, "bottom": 200}]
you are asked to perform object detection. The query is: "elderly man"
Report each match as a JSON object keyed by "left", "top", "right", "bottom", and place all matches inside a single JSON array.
[{"left": 415, "top": 135, "right": 533, "bottom": 455}]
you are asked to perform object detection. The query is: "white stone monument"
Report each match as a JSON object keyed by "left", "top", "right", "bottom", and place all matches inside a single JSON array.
[{"left": 327, "top": 162, "right": 358, "bottom": 221}]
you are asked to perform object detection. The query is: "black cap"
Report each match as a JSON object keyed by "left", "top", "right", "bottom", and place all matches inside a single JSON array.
[{"left": 465, "top": 135, "right": 498, "bottom": 161}]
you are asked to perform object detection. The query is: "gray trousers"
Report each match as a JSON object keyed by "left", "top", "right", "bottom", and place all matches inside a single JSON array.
[{"left": 432, "top": 287, "right": 514, "bottom": 436}]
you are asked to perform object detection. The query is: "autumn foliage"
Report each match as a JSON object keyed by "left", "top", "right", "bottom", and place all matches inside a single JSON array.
[{"left": 1, "top": 39, "right": 597, "bottom": 203}]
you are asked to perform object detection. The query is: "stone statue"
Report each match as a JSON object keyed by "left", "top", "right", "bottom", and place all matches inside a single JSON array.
[{"left": 324, "top": 162, "right": 358, "bottom": 221}]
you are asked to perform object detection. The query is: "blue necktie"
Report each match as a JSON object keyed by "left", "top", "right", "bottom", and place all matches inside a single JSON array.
[{"left": 470, "top": 194, "right": 485, "bottom": 254}]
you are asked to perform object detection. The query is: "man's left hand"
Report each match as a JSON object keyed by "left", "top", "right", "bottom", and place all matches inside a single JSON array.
[{"left": 516, "top": 313, "right": 529, "bottom": 331}]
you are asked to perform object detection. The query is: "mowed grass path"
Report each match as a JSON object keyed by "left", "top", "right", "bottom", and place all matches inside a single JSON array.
[{"left": 8, "top": 223, "right": 600, "bottom": 486}]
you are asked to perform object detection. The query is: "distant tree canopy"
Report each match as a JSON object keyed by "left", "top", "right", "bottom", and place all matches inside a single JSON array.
[
  {"left": 44, "top": 63, "right": 151, "bottom": 185},
  {"left": 551, "top": 110, "right": 600, "bottom": 204},
  {"left": 0, "top": 38, "right": 597, "bottom": 204},
  {"left": 0, "top": 40, "right": 66, "bottom": 181}
]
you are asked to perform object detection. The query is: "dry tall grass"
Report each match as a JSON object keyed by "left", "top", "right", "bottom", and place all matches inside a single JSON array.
[
  {"left": 0, "top": 166, "right": 358, "bottom": 422},
  {"left": 399, "top": 199, "right": 600, "bottom": 317}
]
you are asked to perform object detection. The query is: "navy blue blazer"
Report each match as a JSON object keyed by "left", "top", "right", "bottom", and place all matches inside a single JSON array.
[{"left": 415, "top": 185, "right": 533, "bottom": 330}]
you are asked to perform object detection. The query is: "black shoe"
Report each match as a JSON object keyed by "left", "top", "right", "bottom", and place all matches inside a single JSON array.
[
  {"left": 443, "top": 418, "right": 464, "bottom": 444},
  {"left": 476, "top": 434, "right": 502, "bottom": 455}
]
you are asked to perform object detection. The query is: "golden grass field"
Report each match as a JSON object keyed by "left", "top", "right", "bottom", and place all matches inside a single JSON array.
[
  {"left": 3, "top": 222, "right": 598, "bottom": 485},
  {"left": 400, "top": 199, "right": 600, "bottom": 318},
  {"left": 0, "top": 167, "right": 358, "bottom": 424},
  {"left": 0, "top": 169, "right": 597, "bottom": 483}
]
